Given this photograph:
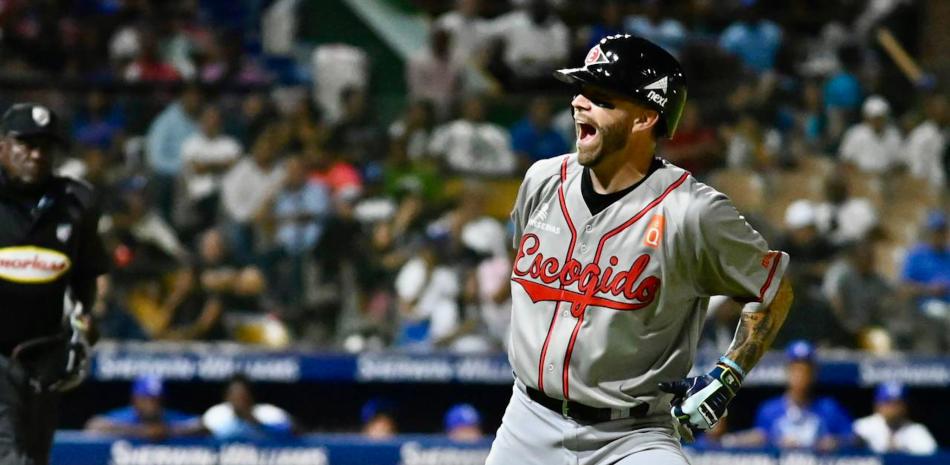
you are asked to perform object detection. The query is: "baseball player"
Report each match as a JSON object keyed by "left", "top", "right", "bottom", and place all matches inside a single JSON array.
[{"left": 486, "top": 35, "right": 793, "bottom": 465}]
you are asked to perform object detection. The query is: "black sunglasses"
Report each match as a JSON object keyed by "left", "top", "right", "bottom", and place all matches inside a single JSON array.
[{"left": 574, "top": 93, "right": 615, "bottom": 110}]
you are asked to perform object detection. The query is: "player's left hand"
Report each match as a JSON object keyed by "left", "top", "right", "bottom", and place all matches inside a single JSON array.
[{"left": 659, "top": 362, "right": 744, "bottom": 434}]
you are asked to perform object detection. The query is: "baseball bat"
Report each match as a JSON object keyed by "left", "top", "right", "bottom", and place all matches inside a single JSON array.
[{"left": 875, "top": 27, "right": 925, "bottom": 85}]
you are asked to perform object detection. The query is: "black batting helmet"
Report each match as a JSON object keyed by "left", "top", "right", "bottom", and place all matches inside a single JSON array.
[{"left": 554, "top": 34, "right": 687, "bottom": 138}]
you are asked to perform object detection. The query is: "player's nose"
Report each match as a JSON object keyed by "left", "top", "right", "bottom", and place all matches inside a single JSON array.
[{"left": 571, "top": 93, "right": 592, "bottom": 112}]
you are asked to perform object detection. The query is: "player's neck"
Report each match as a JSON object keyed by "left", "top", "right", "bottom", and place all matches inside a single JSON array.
[{"left": 589, "top": 145, "right": 655, "bottom": 194}]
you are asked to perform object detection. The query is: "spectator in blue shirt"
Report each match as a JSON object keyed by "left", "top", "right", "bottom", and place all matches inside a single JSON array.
[
  {"left": 269, "top": 155, "right": 331, "bottom": 309},
  {"left": 144, "top": 83, "right": 203, "bottom": 219},
  {"left": 625, "top": 0, "right": 687, "bottom": 58},
  {"left": 510, "top": 97, "right": 569, "bottom": 167},
  {"left": 584, "top": 0, "right": 625, "bottom": 51},
  {"left": 901, "top": 211, "right": 950, "bottom": 351},
  {"left": 72, "top": 90, "right": 125, "bottom": 152},
  {"left": 902, "top": 211, "right": 950, "bottom": 305},
  {"left": 731, "top": 341, "right": 854, "bottom": 451},
  {"left": 85, "top": 375, "right": 205, "bottom": 441},
  {"left": 718, "top": 2, "right": 783, "bottom": 73},
  {"left": 822, "top": 46, "right": 864, "bottom": 113}
]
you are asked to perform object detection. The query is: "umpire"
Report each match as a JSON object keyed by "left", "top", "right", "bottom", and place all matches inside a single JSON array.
[{"left": 0, "top": 103, "right": 108, "bottom": 464}]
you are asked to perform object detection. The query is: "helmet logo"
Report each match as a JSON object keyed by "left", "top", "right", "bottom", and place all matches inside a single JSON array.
[
  {"left": 32, "top": 106, "right": 51, "bottom": 127},
  {"left": 643, "top": 76, "right": 668, "bottom": 94},
  {"left": 584, "top": 45, "right": 610, "bottom": 67},
  {"left": 647, "top": 90, "right": 668, "bottom": 107}
]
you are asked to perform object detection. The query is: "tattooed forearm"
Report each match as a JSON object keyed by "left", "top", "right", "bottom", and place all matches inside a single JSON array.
[{"left": 725, "top": 278, "right": 794, "bottom": 373}]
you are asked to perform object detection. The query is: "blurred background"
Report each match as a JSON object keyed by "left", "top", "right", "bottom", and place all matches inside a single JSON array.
[{"left": 1, "top": 0, "right": 947, "bottom": 464}]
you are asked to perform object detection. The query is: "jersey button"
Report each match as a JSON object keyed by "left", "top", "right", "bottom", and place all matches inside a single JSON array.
[
  {"left": 546, "top": 364, "right": 554, "bottom": 372},
  {"left": 585, "top": 225, "right": 592, "bottom": 232},
  {"left": 580, "top": 244, "right": 587, "bottom": 252}
]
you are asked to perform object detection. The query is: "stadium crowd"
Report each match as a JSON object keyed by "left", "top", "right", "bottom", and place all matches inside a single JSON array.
[
  {"left": 0, "top": 0, "right": 947, "bottom": 355},
  {"left": 1, "top": 0, "right": 947, "bottom": 455},
  {"left": 0, "top": 0, "right": 946, "bottom": 355}
]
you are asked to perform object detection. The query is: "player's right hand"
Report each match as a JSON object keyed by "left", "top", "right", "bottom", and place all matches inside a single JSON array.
[{"left": 659, "top": 362, "right": 743, "bottom": 434}]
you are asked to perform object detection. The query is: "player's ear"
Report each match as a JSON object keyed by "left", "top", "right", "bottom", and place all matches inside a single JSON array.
[{"left": 630, "top": 109, "right": 660, "bottom": 134}]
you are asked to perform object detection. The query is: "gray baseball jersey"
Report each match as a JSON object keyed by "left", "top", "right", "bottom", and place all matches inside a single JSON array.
[{"left": 508, "top": 153, "right": 789, "bottom": 414}]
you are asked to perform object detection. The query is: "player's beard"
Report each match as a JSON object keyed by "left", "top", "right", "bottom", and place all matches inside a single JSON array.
[{"left": 577, "top": 119, "right": 630, "bottom": 168}]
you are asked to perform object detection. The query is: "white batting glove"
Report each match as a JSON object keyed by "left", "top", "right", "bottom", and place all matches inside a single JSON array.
[{"left": 659, "top": 359, "right": 744, "bottom": 435}]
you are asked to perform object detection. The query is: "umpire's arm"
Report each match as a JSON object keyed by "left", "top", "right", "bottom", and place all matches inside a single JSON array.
[{"left": 71, "top": 202, "right": 110, "bottom": 340}]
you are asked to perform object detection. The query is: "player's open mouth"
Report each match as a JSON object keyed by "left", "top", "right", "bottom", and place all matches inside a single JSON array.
[{"left": 577, "top": 122, "right": 598, "bottom": 143}]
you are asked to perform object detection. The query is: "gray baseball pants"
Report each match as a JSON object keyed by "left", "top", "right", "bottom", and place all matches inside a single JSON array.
[{"left": 486, "top": 381, "right": 690, "bottom": 465}]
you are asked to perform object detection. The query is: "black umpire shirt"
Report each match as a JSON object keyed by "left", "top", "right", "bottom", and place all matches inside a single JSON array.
[{"left": 0, "top": 172, "right": 109, "bottom": 356}]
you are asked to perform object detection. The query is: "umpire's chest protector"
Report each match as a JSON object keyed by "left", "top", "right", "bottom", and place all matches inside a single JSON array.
[{"left": 0, "top": 176, "right": 100, "bottom": 344}]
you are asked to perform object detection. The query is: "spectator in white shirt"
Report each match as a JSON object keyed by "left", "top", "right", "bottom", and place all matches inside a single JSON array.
[
  {"left": 854, "top": 382, "right": 937, "bottom": 455},
  {"left": 838, "top": 95, "right": 903, "bottom": 174},
  {"left": 904, "top": 96, "right": 947, "bottom": 189},
  {"left": 202, "top": 375, "right": 294, "bottom": 441},
  {"left": 220, "top": 127, "right": 288, "bottom": 258},
  {"left": 435, "top": 0, "right": 488, "bottom": 68},
  {"left": 483, "top": 0, "right": 569, "bottom": 89},
  {"left": 389, "top": 100, "right": 437, "bottom": 162},
  {"left": 429, "top": 95, "right": 516, "bottom": 176},
  {"left": 407, "top": 28, "right": 462, "bottom": 118},
  {"left": 394, "top": 229, "right": 461, "bottom": 351},
  {"left": 178, "top": 105, "right": 242, "bottom": 238},
  {"left": 813, "top": 177, "right": 878, "bottom": 246}
]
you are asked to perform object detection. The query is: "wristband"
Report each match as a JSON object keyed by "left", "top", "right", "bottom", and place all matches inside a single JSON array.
[{"left": 718, "top": 355, "right": 747, "bottom": 379}]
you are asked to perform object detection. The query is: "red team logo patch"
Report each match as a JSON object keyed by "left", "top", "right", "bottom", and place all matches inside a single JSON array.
[
  {"left": 511, "top": 234, "right": 660, "bottom": 317},
  {"left": 643, "top": 215, "right": 665, "bottom": 248},
  {"left": 584, "top": 45, "right": 610, "bottom": 67}
]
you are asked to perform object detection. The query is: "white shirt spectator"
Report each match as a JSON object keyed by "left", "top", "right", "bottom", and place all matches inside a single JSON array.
[
  {"left": 220, "top": 158, "right": 287, "bottom": 223},
  {"left": 838, "top": 122, "right": 903, "bottom": 173},
  {"left": 202, "top": 402, "right": 292, "bottom": 439},
  {"left": 854, "top": 413, "right": 937, "bottom": 455},
  {"left": 130, "top": 211, "right": 190, "bottom": 262},
  {"left": 904, "top": 120, "right": 946, "bottom": 188},
  {"left": 814, "top": 198, "right": 878, "bottom": 245},
  {"left": 477, "top": 255, "right": 512, "bottom": 350},
  {"left": 395, "top": 257, "right": 461, "bottom": 347},
  {"left": 388, "top": 120, "right": 432, "bottom": 161},
  {"left": 435, "top": 10, "right": 488, "bottom": 66},
  {"left": 262, "top": 0, "right": 300, "bottom": 56},
  {"left": 429, "top": 120, "right": 516, "bottom": 176},
  {"left": 484, "top": 10, "right": 569, "bottom": 80},
  {"left": 181, "top": 133, "right": 242, "bottom": 201},
  {"left": 406, "top": 49, "right": 461, "bottom": 116},
  {"left": 312, "top": 45, "right": 369, "bottom": 124},
  {"left": 109, "top": 26, "right": 140, "bottom": 62}
]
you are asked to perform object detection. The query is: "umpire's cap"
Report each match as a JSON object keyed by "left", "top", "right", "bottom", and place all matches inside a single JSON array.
[
  {"left": 553, "top": 34, "right": 687, "bottom": 138},
  {"left": 0, "top": 103, "right": 66, "bottom": 144}
]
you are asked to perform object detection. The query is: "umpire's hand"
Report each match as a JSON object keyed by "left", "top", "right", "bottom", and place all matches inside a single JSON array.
[{"left": 51, "top": 305, "right": 93, "bottom": 392}]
